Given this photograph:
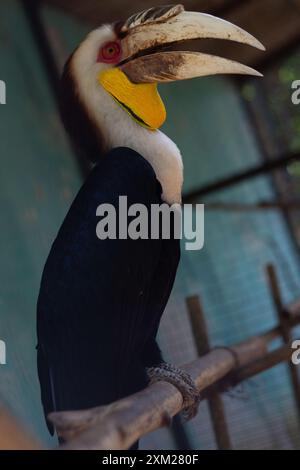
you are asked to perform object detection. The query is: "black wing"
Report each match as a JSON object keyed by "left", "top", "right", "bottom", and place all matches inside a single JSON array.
[{"left": 36, "top": 147, "right": 180, "bottom": 434}]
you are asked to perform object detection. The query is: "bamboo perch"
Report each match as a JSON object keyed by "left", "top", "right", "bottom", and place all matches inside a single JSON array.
[
  {"left": 230, "top": 343, "right": 294, "bottom": 384},
  {"left": 51, "top": 348, "right": 236, "bottom": 450},
  {"left": 48, "top": 318, "right": 300, "bottom": 450},
  {"left": 286, "top": 298, "right": 300, "bottom": 317},
  {"left": 0, "top": 311, "right": 299, "bottom": 450},
  {"left": 266, "top": 265, "right": 300, "bottom": 424},
  {"left": 187, "top": 295, "right": 232, "bottom": 450},
  {"left": 213, "top": 342, "right": 296, "bottom": 396}
]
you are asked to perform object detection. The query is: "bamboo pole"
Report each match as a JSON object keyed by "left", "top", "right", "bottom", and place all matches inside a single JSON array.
[
  {"left": 50, "top": 348, "right": 236, "bottom": 450},
  {"left": 286, "top": 298, "right": 300, "bottom": 317},
  {"left": 187, "top": 295, "right": 232, "bottom": 450},
  {"left": 49, "top": 321, "right": 299, "bottom": 450},
  {"left": 266, "top": 264, "right": 300, "bottom": 424},
  {"left": 1, "top": 295, "right": 299, "bottom": 450},
  {"left": 1, "top": 309, "right": 299, "bottom": 450},
  {"left": 212, "top": 343, "right": 295, "bottom": 396},
  {"left": 231, "top": 344, "right": 294, "bottom": 384}
]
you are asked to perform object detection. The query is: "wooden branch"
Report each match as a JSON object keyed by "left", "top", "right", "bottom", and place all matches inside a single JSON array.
[
  {"left": 286, "top": 298, "right": 300, "bottom": 318},
  {"left": 183, "top": 152, "right": 300, "bottom": 203},
  {"left": 187, "top": 296, "right": 232, "bottom": 450},
  {"left": 49, "top": 317, "right": 300, "bottom": 450},
  {"left": 266, "top": 265, "right": 300, "bottom": 423},
  {"left": 50, "top": 348, "right": 236, "bottom": 450},
  {"left": 211, "top": 343, "right": 295, "bottom": 396},
  {"left": 1, "top": 299, "right": 299, "bottom": 450},
  {"left": 232, "top": 344, "right": 294, "bottom": 384},
  {"left": 0, "top": 407, "right": 41, "bottom": 450}
]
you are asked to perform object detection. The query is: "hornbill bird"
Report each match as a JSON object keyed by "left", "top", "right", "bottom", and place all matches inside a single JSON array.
[{"left": 37, "top": 4, "right": 264, "bottom": 443}]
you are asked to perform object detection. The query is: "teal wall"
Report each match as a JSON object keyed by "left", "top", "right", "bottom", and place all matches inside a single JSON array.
[
  {"left": 0, "top": 1, "right": 299, "bottom": 450},
  {"left": 0, "top": 0, "right": 81, "bottom": 445},
  {"left": 158, "top": 78, "right": 300, "bottom": 449}
]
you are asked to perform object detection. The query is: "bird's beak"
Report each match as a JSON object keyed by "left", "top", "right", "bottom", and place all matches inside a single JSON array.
[{"left": 98, "top": 5, "right": 265, "bottom": 130}]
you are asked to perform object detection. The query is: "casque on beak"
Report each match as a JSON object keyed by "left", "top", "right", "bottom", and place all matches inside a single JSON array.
[{"left": 99, "top": 4, "right": 265, "bottom": 130}]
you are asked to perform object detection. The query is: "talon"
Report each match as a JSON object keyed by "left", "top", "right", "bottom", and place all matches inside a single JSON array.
[{"left": 147, "top": 363, "right": 201, "bottom": 420}]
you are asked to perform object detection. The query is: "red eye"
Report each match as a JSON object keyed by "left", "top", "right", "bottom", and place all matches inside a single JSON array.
[{"left": 98, "top": 41, "right": 122, "bottom": 64}]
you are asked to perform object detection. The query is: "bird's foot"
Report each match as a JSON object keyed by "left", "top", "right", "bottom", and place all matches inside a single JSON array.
[{"left": 147, "top": 363, "right": 200, "bottom": 420}]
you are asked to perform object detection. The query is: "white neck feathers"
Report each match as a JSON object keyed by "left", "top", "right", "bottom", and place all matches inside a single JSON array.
[{"left": 71, "top": 27, "right": 183, "bottom": 204}]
